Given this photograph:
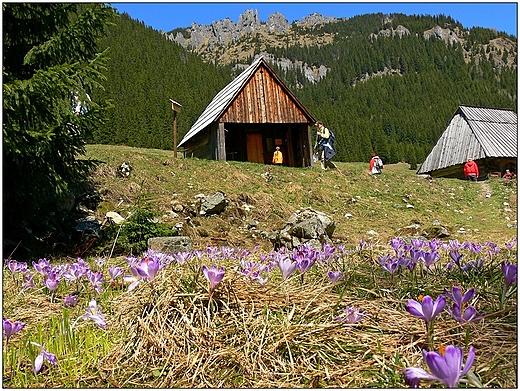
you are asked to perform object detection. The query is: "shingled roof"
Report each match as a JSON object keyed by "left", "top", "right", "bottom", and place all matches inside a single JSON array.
[{"left": 417, "top": 105, "right": 517, "bottom": 175}]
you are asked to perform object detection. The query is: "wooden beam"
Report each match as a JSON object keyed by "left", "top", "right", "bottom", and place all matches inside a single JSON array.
[{"left": 217, "top": 123, "right": 226, "bottom": 161}]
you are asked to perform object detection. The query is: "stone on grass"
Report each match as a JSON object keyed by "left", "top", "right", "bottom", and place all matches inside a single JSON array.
[
  {"left": 197, "top": 191, "right": 227, "bottom": 215},
  {"left": 148, "top": 236, "right": 193, "bottom": 253},
  {"left": 269, "top": 207, "right": 335, "bottom": 249}
]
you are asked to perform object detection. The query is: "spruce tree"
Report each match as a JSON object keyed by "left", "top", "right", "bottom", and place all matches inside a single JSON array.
[{"left": 3, "top": 3, "right": 115, "bottom": 246}]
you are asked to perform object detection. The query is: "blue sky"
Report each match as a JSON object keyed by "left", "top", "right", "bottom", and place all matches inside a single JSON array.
[{"left": 111, "top": 2, "right": 518, "bottom": 36}]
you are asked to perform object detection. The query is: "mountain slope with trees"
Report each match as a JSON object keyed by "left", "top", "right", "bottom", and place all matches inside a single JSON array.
[{"left": 91, "top": 11, "right": 517, "bottom": 165}]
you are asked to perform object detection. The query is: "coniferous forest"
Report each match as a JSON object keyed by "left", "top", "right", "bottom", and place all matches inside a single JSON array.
[{"left": 90, "top": 11, "right": 517, "bottom": 165}]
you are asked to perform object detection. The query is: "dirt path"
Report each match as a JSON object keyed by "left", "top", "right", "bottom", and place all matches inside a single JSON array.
[{"left": 480, "top": 181, "right": 493, "bottom": 197}]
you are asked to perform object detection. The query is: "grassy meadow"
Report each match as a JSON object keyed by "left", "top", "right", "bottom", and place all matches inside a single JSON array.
[{"left": 2, "top": 144, "right": 517, "bottom": 388}]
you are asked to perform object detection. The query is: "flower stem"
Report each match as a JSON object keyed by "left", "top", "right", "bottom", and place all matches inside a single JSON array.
[{"left": 426, "top": 321, "right": 434, "bottom": 350}]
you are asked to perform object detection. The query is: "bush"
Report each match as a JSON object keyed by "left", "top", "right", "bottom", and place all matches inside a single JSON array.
[{"left": 106, "top": 206, "right": 175, "bottom": 254}]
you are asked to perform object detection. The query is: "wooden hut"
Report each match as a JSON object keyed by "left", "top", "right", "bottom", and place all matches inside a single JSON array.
[
  {"left": 417, "top": 105, "right": 517, "bottom": 179},
  {"left": 177, "top": 56, "right": 316, "bottom": 167}
]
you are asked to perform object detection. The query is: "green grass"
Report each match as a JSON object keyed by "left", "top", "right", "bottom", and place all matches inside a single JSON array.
[
  {"left": 82, "top": 144, "right": 516, "bottom": 252},
  {"left": 2, "top": 145, "right": 517, "bottom": 387}
]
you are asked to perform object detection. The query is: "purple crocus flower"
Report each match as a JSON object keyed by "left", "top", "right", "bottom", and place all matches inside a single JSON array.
[
  {"left": 86, "top": 270, "right": 104, "bottom": 295},
  {"left": 333, "top": 306, "right": 365, "bottom": 324},
  {"left": 22, "top": 273, "right": 35, "bottom": 291},
  {"left": 378, "top": 255, "right": 399, "bottom": 275},
  {"left": 205, "top": 246, "right": 221, "bottom": 259},
  {"left": 3, "top": 318, "right": 25, "bottom": 342},
  {"left": 173, "top": 251, "right": 193, "bottom": 265},
  {"left": 501, "top": 262, "right": 517, "bottom": 288},
  {"left": 236, "top": 248, "right": 252, "bottom": 261},
  {"left": 6, "top": 259, "right": 28, "bottom": 274},
  {"left": 423, "top": 251, "right": 440, "bottom": 268},
  {"left": 405, "top": 295, "right": 446, "bottom": 326},
  {"left": 80, "top": 299, "right": 107, "bottom": 329},
  {"left": 448, "top": 239, "right": 462, "bottom": 251},
  {"left": 410, "top": 239, "right": 425, "bottom": 250},
  {"left": 444, "top": 286, "right": 475, "bottom": 308},
  {"left": 327, "top": 270, "right": 344, "bottom": 283},
  {"left": 449, "top": 250, "right": 463, "bottom": 267},
  {"left": 238, "top": 260, "right": 268, "bottom": 285},
  {"left": 428, "top": 238, "right": 441, "bottom": 252},
  {"left": 399, "top": 256, "right": 415, "bottom": 271},
  {"left": 142, "top": 249, "right": 175, "bottom": 269},
  {"left": 277, "top": 256, "right": 297, "bottom": 280},
  {"left": 447, "top": 303, "right": 485, "bottom": 323},
  {"left": 461, "top": 258, "right": 484, "bottom": 272},
  {"left": 468, "top": 242, "right": 482, "bottom": 254},
  {"left": 63, "top": 263, "right": 88, "bottom": 282},
  {"left": 410, "top": 249, "right": 425, "bottom": 264},
  {"left": 404, "top": 345, "right": 475, "bottom": 388},
  {"left": 201, "top": 265, "right": 225, "bottom": 292},
  {"left": 108, "top": 266, "right": 125, "bottom": 281},
  {"left": 505, "top": 238, "right": 517, "bottom": 251},
  {"left": 318, "top": 244, "right": 337, "bottom": 265},
  {"left": 32, "top": 258, "right": 51, "bottom": 276},
  {"left": 43, "top": 272, "right": 59, "bottom": 292},
  {"left": 291, "top": 246, "right": 317, "bottom": 275},
  {"left": 63, "top": 294, "right": 79, "bottom": 307},
  {"left": 31, "top": 342, "right": 58, "bottom": 374},
  {"left": 390, "top": 237, "right": 404, "bottom": 253},
  {"left": 135, "top": 257, "right": 160, "bottom": 281}
]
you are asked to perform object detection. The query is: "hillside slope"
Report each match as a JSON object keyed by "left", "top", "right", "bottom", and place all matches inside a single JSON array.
[{"left": 83, "top": 144, "right": 517, "bottom": 255}]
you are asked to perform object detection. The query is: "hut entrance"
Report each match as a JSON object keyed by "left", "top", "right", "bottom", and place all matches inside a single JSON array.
[
  {"left": 246, "top": 134, "right": 264, "bottom": 163},
  {"left": 223, "top": 122, "right": 310, "bottom": 167}
]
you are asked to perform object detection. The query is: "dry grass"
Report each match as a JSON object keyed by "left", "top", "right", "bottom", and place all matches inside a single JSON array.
[{"left": 87, "top": 250, "right": 517, "bottom": 388}]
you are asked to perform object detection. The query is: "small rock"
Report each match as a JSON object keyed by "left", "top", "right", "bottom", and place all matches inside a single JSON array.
[
  {"left": 105, "top": 211, "right": 125, "bottom": 224},
  {"left": 148, "top": 236, "right": 193, "bottom": 253}
]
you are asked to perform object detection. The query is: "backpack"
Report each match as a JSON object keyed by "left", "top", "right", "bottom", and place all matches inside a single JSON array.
[
  {"left": 375, "top": 157, "right": 383, "bottom": 169},
  {"left": 328, "top": 129, "right": 335, "bottom": 144}
]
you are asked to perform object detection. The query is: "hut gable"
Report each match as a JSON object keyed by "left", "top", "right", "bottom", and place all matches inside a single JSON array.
[
  {"left": 220, "top": 63, "right": 310, "bottom": 124},
  {"left": 417, "top": 105, "right": 517, "bottom": 178},
  {"left": 178, "top": 56, "right": 316, "bottom": 167}
]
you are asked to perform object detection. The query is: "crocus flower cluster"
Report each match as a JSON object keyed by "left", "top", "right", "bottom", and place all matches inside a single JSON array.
[
  {"left": 380, "top": 238, "right": 514, "bottom": 276},
  {"left": 6, "top": 257, "right": 108, "bottom": 300},
  {"left": 236, "top": 260, "right": 271, "bottom": 285},
  {"left": 380, "top": 238, "right": 442, "bottom": 274}
]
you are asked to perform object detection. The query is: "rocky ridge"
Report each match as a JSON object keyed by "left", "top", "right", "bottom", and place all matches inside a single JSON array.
[
  {"left": 164, "top": 9, "right": 339, "bottom": 82},
  {"left": 163, "top": 9, "right": 516, "bottom": 83}
]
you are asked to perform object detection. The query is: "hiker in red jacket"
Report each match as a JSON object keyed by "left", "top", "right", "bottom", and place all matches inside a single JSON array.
[{"left": 464, "top": 158, "right": 479, "bottom": 181}]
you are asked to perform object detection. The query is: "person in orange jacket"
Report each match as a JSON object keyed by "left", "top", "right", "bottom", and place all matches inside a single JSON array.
[
  {"left": 463, "top": 158, "right": 479, "bottom": 181},
  {"left": 272, "top": 146, "right": 283, "bottom": 165}
]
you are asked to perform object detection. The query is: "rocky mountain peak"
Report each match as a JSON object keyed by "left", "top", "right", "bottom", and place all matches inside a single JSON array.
[{"left": 266, "top": 12, "right": 289, "bottom": 33}]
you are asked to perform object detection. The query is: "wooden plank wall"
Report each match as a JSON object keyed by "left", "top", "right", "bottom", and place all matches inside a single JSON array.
[{"left": 221, "top": 64, "right": 309, "bottom": 124}]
